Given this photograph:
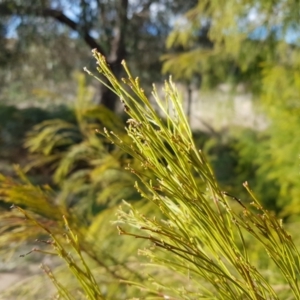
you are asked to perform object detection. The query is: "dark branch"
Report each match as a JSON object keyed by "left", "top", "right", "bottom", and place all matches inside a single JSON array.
[
  {"left": 42, "top": 9, "right": 105, "bottom": 52},
  {"left": 0, "top": 4, "right": 106, "bottom": 54}
]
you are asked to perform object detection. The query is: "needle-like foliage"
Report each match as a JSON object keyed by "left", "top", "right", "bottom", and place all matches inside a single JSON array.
[
  {"left": 2, "top": 51, "right": 300, "bottom": 299},
  {"left": 84, "top": 49, "right": 300, "bottom": 299}
]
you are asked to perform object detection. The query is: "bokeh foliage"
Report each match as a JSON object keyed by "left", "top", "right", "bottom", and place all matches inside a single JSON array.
[
  {"left": 2, "top": 52, "right": 300, "bottom": 298},
  {"left": 1, "top": 0, "right": 300, "bottom": 298},
  {"left": 163, "top": 0, "right": 300, "bottom": 216},
  {"left": 0, "top": 75, "right": 149, "bottom": 299},
  {"left": 162, "top": 0, "right": 300, "bottom": 88}
]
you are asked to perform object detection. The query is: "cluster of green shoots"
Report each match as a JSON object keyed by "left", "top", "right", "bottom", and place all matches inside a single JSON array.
[
  {"left": 10, "top": 205, "right": 104, "bottom": 300},
  {"left": 87, "top": 49, "right": 300, "bottom": 299},
  {"left": 5, "top": 50, "right": 300, "bottom": 299}
]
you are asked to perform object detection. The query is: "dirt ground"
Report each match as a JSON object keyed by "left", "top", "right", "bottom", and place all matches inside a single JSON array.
[{"left": 0, "top": 273, "right": 24, "bottom": 292}]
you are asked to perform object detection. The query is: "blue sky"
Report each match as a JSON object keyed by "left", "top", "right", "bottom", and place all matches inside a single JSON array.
[{"left": 4, "top": 1, "right": 300, "bottom": 45}]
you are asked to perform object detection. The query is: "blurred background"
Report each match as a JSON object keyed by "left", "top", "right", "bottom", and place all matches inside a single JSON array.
[{"left": 0, "top": 0, "right": 300, "bottom": 298}]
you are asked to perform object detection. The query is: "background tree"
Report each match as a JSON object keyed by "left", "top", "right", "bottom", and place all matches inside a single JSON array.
[
  {"left": 163, "top": 0, "right": 300, "bottom": 216},
  {"left": 163, "top": 0, "right": 300, "bottom": 90},
  {"left": 0, "top": 0, "right": 195, "bottom": 110}
]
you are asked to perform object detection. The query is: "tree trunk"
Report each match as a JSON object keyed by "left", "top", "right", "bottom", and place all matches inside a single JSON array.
[
  {"left": 97, "top": 0, "right": 128, "bottom": 111},
  {"left": 98, "top": 62, "right": 123, "bottom": 111},
  {"left": 0, "top": 1, "right": 129, "bottom": 112},
  {"left": 186, "top": 83, "right": 192, "bottom": 124}
]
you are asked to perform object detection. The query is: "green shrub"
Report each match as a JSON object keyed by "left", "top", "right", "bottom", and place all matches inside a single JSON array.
[
  {"left": 1, "top": 53, "right": 300, "bottom": 299},
  {"left": 0, "top": 103, "right": 74, "bottom": 170}
]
